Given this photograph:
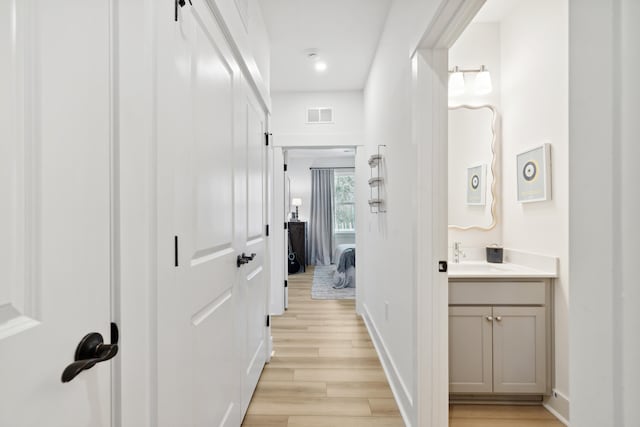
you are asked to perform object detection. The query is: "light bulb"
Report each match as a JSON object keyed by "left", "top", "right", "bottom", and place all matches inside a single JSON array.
[
  {"left": 474, "top": 66, "right": 492, "bottom": 95},
  {"left": 314, "top": 61, "right": 327, "bottom": 72},
  {"left": 449, "top": 70, "right": 465, "bottom": 97}
]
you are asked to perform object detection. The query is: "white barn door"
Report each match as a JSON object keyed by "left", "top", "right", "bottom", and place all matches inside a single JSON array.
[{"left": 0, "top": 0, "right": 114, "bottom": 426}]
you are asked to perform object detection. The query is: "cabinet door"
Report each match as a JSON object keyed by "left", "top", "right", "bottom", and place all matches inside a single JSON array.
[
  {"left": 492, "top": 306, "right": 546, "bottom": 394},
  {"left": 449, "top": 306, "right": 494, "bottom": 393}
]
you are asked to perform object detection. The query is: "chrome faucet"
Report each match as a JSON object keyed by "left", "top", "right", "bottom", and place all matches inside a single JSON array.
[{"left": 453, "top": 241, "right": 465, "bottom": 263}]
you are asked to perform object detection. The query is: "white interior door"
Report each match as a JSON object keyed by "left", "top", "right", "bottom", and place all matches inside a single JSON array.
[
  {"left": 156, "top": 1, "right": 245, "bottom": 426},
  {"left": 0, "top": 0, "right": 114, "bottom": 426},
  {"left": 269, "top": 147, "right": 286, "bottom": 315},
  {"left": 283, "top": 153, "right": 290, "bottom": 310},
  {"left": 238, "top": 93, "right": 269, "bottom": 417}
]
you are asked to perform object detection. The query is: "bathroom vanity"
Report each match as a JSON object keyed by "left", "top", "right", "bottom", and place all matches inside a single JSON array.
[{"left": 448, "top": 254, "right": 557, "bottom": 401}]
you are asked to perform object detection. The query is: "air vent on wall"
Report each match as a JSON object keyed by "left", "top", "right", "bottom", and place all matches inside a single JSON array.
[{"left": 307, "top": 107, "right": 333, "bottom": 124}]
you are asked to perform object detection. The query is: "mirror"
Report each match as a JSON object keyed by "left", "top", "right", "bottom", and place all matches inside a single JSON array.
[{"left": 448, "top": 105, "right": 498, "bottom": 230}]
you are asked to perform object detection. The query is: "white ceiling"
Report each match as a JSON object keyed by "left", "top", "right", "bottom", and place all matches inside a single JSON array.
[
  {"left": 472, "top": 0, "right": 522, "bottom": 23},
  {"left": 260, "top": 0, "right": 392, "bottom": 92}
]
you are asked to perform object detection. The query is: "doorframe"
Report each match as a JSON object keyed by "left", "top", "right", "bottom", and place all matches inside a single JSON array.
[
  {"left": 411, "top": 1, "right": 486, "bottom": 426},
  {"left": 269, "top": 145, "right": 361, "bottom": 314}
]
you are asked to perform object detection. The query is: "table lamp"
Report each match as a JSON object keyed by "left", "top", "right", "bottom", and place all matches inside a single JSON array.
[{"left": 291, "top": 198, "right": 302, "bottom": 220}]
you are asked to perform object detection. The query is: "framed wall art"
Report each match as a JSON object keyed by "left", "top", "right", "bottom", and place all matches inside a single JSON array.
[
  {"left": 466, "top": 164, "right": 487, "bottom": 206},
  {"left": 516, "top": 143, "right": 551, "bottom": 203}
]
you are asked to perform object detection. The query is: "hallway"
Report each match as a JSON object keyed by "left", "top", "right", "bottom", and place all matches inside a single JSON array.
[
  {"left": 242, "top": 266, "right": 404, "bottom": 426},
  {"left": 242, "top": 267, "right": 566, "bottom": 427}
]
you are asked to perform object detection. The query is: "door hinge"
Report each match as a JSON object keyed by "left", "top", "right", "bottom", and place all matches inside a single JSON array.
[
  {"left": 265, "top": 224, "right": 269, "bottom": 237},
  {"left": 266, "top": 315, "right": 271, "bottom": 327},
  {"left": 264, "top": 132, "right": 272, "bottom": 146},
  {"left": 438, "top": 260, "right": 448, "bottom": 273},
  {"left": 284, "top": 164, "right": 287, "bottom": 172},
  {"left": 284, "top": 280, "right": 288, "bottom": 288},
  {"left": 174, "top": 236, "right": 179, "bottom": 267},
  {"left": 284, "top": 222, "right": 288, "bottom": 230}
]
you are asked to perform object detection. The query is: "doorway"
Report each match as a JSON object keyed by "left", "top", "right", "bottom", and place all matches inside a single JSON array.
[
  {"left": 413, "top": 0, "right": 569, "bottom": 425},
  {"left": 284, "top": 147, "right": 357, "bottom": 302}
]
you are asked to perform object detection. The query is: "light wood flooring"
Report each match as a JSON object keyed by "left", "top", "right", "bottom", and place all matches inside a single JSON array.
[{"left": 242, "top": 266, "right": 564, "bottom": 427}]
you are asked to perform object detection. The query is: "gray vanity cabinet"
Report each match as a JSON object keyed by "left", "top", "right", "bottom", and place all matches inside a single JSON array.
[
  {"left": 449, "top": 280, "right": 551, "bottom": 397},
  {"left": 492, "top": 306, "right": 546, "bottom": 394},
  {"left": 449, "top": 306, "right": 493, "bottom": 393}
]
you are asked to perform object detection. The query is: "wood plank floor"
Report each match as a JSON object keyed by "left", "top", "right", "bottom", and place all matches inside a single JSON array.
[
  {"left": 242, "top": 266, "right": 564, "bottom": 427},
  {"left": 242, "top": 266, "right": 404, "bottom": 427}
]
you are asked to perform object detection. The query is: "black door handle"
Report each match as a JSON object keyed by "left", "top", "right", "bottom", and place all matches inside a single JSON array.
[
  {"left": 237, "top": 253, "right": 257, "bottom": 267},
  {"left": 61, "top": 330, "right": 119, "bottom": 383}
]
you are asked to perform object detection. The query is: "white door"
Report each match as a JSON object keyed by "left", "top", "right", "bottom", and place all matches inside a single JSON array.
[
  {"left": 269, "top": 147, "right": 286, "bottom": 315},
  {"left": 283, "top": 153, "right": 291, "bottom": 309},
  {"left": 156, "top": 1, "right": 243, "bottom": 425},
  {"left": 238, "top": 93, "right": 269, "bottom": 417},
  {"left": 0, "top": 0, "right": 114, "bottom": 426}
]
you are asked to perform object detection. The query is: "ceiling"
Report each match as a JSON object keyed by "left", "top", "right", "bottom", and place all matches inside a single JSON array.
[
  {"left": 260, "top": 0, "right": 392, "bottom": 92},
  {"left": 472, "top": 0, "right": 523, "bottom": 23}
]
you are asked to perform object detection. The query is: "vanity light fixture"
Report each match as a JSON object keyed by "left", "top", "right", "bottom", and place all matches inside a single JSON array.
[
  {"left": 448, "top": 66, "right": 465, "bottom": 97},
  {"left": 474, "top": 65, "right": 492, "bottom": 95},
  {"left": 448, "top": 65, "right": 493, "bottom": 96}
]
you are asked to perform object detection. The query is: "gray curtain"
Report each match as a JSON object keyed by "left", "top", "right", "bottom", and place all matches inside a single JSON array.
[{"left": 309, "top": 169, "right": 335, "bottom": 265}]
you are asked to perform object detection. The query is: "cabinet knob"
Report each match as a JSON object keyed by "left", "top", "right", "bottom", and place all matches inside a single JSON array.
[
  {"left": 486, "top": 316, "right": 493, "bottom": 321},
  {"left": 495, "top": 316, "right": 502, "bottom": 321}
]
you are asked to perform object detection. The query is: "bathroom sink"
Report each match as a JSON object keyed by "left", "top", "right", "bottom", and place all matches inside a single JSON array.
[{"left": 448, "top": 261, "right": 554, "bottom": 278}]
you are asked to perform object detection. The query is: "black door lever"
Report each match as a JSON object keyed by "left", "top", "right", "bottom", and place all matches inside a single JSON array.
[
  {"left": 237, "top": 253, "right": 257, "bottom": 267},
  {"left": 61, "top": 328, "right": 119, "bottom": 383}
]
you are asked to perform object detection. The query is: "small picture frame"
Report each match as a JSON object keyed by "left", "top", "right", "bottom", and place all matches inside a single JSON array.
[
  {"left": 466, "top": 164, "right": 486, "bottom": 206},
  {"left": 517, "top": 143, "right": 551, "bottom": 203}
]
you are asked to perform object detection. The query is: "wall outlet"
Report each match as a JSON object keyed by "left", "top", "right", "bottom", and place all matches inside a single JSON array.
[{"left": 384, "top": 301, "right": 389, "bottom": 321}]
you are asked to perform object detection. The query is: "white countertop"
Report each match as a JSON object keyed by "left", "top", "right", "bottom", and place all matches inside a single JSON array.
[{"left": 448, "top": 260, "right": 558, "bottom": 279}]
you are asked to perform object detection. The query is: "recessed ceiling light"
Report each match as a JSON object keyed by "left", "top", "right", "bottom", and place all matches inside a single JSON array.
[{"left": 315, "top": 61, "right": 327, "bottom": 72}]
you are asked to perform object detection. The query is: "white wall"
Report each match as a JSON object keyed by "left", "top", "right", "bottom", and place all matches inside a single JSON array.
[
  {"left": 499, "top": 0, "right": 570, "bottom": 417},
  {"left": 248, "top": 0, "right": 271, "bottom": 94},
  {"left": 448, "top": 23, "right": 503, "bottom": 249},
  {"left": 570, "top": 0, "right": 640, "bottom": 425},
  {"left": 271, "top": 91, "right": 364, "bottom": 146},
  {"left": 359, "top": 0, "right": 444, "bottom": 425}
]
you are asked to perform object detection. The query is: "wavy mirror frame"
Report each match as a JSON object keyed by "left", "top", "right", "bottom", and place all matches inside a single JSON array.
[{"left": 448, "top": 104, "right": 498, "bottom": 231}]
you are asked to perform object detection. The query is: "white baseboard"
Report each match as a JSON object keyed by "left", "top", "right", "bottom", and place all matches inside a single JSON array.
[
  {"left": 266, "top": 334, "right": 273, "bottom": 363},
  {"left": 361, "top": 304, "right": 413, "bottom": 427},
  {"left": 543, "top": 389, "right": 570, "bottom": 425}
]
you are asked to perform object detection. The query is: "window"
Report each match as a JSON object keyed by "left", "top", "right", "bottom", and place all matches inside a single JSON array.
[{"left": 334, "top": 170, "right": 355, "bottom": 232}]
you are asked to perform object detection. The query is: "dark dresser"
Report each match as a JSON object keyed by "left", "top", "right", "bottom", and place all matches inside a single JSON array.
[{"left": 288, "top": 221, "right": 307, "bottom": 273}]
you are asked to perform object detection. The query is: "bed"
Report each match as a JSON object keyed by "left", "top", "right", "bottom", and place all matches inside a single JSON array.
[
  {"left": 334, "top": 243, "right": 355, "bottom": 263},
  {"left": 332, "top": 244, "right": 356, "bottom": 289}
]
